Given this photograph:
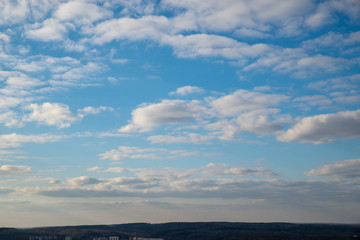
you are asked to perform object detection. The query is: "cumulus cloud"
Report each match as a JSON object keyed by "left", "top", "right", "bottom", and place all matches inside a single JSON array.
[
  {"left": 54, "top": 1, "right": 113, "bottom": 25},
  {"left": 26, "top": 18, "right": 69, "bottom": 41},
  {"left": 119, "top": 88, "right": 291, "bottom": 140},
  {"left": 305, "top": 159, "right": 360, "bottom": 179},
  {"left": 119, "top": 100, "right": 209, "bottom": 132},
  {"left": 278, "top": 109, "right": 360, "bottom": 144},
  {"left": 208, "top": 109, "right": 287, "bottom": 140},
  {"left": 90, "top": 15, "right": 170, "bottom": 44},
  {"left": 67, "top": 176, "right": 104, "bottom": 186},
  {"left": 161, "top": 0, "right": 314, "bottom": 34},
  {"left": 234, "top": 109, "right": 287, "bottom": 134},
  {"left": 0, "top": 165, "right": 31, "bottom": 175},
  {"left": 0, "top": 0, "right": 62, "bottom": 26},
  {"left": 23, "top": 102, "right": 77, "bottom": 128},
  {"left": 210, "top": 89, "right": 288, "bottom": 117},
  {"left": 21, "top": 103, "right": 113, "bottom": 128},
  {"left": 0, "top": 0, "right": 30, "bottom": 25},
  {"left": 25, "top": 1, "right": 112, "bottom": 42},
  {"left": 169, "top": 86, "right": 205, "bottom": 96},
  {"left": 162, "top": 34, "right": 271, "bottom": 60}
]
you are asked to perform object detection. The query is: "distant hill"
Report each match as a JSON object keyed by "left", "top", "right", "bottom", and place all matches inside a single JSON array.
[{"left": 1, "top": 222, "right": 359, "bottom": 240}]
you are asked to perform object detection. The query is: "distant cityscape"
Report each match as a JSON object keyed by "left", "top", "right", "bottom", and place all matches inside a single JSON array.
[
  {"left": 0, "top": 222, "right": 358, "bottom": 240},
  {"left": 29, "top": 236, "right": 164, "bottom": 240}
]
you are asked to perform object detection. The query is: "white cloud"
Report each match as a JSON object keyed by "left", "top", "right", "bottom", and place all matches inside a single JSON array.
[
  {"left": 134, "top": 168, "right": 192, "bottom": 182},
  {"left": 102, "top": 167, "right": 131, "bottom": 173},
  {"left": 333, "top": 93, "right": 360, "bottom": 104},
  {"left": 234, "top": 109, "right": 286, "bottom": 134},
  {"left": 161, "top": 0, "right": 314, "bottom": 34},
  {"left": 0, "top": 165, "right": 31, "bottom": 175},
  {"left": 23, "top": 102, "right": 77, "bottom": 128},
  {"left": 0, "top": 33, "right": 10, "bottom": 44},
  {"left": 99, "top": 145, "right": 198, "bottom": 161},
  {"left": 77, "top": 106, "right": 113, "bottom": 119},
  {"left": 307, "top": 74, "right": 360, "bottom": 91},
  {"left": 162, "top": 34, "right": 270, "bottom": 60},
  {"left": 31, "top": 175, "right": 360, "bottom": 206},
  {"left": 120, "top": 88, "right": 291, "bottom": 140},
  {"left": 303, "top": 31, "right": 360, "bottom": 50},
  {"left": 234, "top": 28, "right": 272, "bottom": 38},
  {"left": 0, "top": 111, "right": 23, "bottom": 128},
  {"left": 52, "top": 62, "right": 104, "bottom": 84},
  {"left": 90, "top": 15, "right": 170, "bottom": 44},
  {"left": 87, "top": 166, "right": 100, "bottom": 172},
  {"left": 24, "top": 176, "right": 59, "bottom": 184},
  {"left": 24, "top": 1, "right": 112, "bottom": 43},
  {"left": 206, "top": 109, "right": 289, "bottom": 140},
  {"left": 119, "top": 99, "right": 209, "bottom": 132},
  {"left": 293, "top": 95, "right": 332, "bottom": 108},
  {"left": 296, "top": 55, "right": 352, "bottom": 73},
  {"left": 278, "top": 109, "right": 360, "bottom": 144},
  {"left": 305, "top": 0, "right": 360, "bottom": 29},
  {"left": 169, "top": 86, "right": 205, "bottom": 96},
  {"left": 26, "top": 18, "right": 68, "bottom": 42},
  {"left": 202, "top": 163, "right": 278, "bottom": 178},
  {"left": 6, "top": 75, "right": 43, "bottom": 89},
  {"left": 54, "top": 1, "right": 113, "bottom": 25},
  {"left": 210, "top": 89, "right": 288, "bottom": 117},
  {"left": 170, "top": 150, "right": 199, "bottom": 157},
  {"left": 148, "top": 133, "right": 214, "bottom": 144},
  {"left": 0, "top": 133, "right": 63, "bottom": 148},
  {"left": 89, "top": 15, "right": 273, "bottom": 62},
  {"left": 13, "top": 61, "right": 45, "bottom": 73},
  {"left": 21, "top": 103, "right": 111, "bottom": 128},
  {"left": 305, "top": 159, "right": 360, "bottom": 179},
  {"left": 0, "top": 0, "right": 29, "bottom": 25},
  {"left": 67, "top": 176, "right": 104, "bottom": 186},
  {"left": 99, "top": 146, "right": 166, "bottom": 161},
  {"left": 0, "top": 0, "right": 63, "bottom": 26},
  {"left": 0, "top": 95, "right": 24, "bottom": 109},
  {"left": 244, "top": 48, "right": 355, "bottom": 77}
]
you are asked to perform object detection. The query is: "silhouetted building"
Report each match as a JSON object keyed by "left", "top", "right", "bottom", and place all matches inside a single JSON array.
[{"left": 129, "top": 238, "right": 164, "bottom": 240}]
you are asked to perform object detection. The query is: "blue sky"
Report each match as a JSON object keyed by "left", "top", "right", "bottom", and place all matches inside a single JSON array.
[{"left": 0, "top": 0, "right": 360, "bottom": 227}]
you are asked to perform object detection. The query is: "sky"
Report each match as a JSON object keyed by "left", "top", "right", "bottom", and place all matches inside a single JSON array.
[{"left": 0, "top": 0, "right": 360, "bottom": 227}]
